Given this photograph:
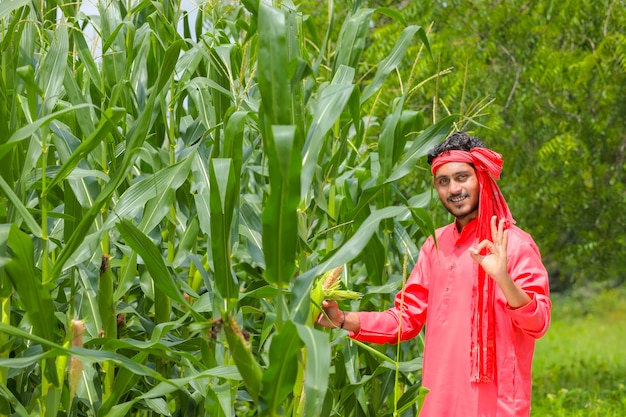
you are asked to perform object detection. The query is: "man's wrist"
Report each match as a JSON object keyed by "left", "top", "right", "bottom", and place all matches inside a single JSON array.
[{"left": 339, "top": 311, "right": 346, "bottom": 328}]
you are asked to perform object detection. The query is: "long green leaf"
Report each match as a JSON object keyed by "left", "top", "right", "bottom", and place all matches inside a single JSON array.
[
  {"left": 108, "top": 154, "right": 193, "bottom": 223},
  {"left": 378, "top": 96, "right": 405, "bottom": 181},
  {"left": 0, "top": 177, "right": 42, "bottom": 236},
  {"left": 2, "top": 225, "right": 58, "bottom": 387},
  {"left": 45, "top": 107, "right": 125, "bottom": 194},
  {"left": 0, "top": 323, "right": 176, "bottom": 383},
  {"left": 257, "top": 2, "right": 290, "bottom": 125},
  {"left": 209, "top": 158, "right": 238, "bottom": 302},
  {"left": 301, "top": 65, "right": 356, "bottom": 198},
  {"left": 115, "top": 219, "right": 200, "bottom": 319},
  {"left": 361, "top": 25, "right": 421, "bottom": 103},
  {"left": 387, "top": 114, "right": 459, "bottom": 182},
  {"left": 0, "top": 0, "right": 30, "bottom": 19},
  {"left": 3, "top": 225, "right": 55, "bottom": 344},
  {"left": 39, "top": 23, "right": 68, "bottom": 115},
  {"left": 0, "top": 104, "right": 91, "bottom": 160},
  {"left": 291, "top": 206, "right": 409, "bottom": 323},
  {"left": 333, "top": 8, "right": 374, "bottom": 73},
  {"left": 261, "top": 320, "right": 304, "bottom": 415},
  {"left": 294, "top": 324, "right": 330, "bottom": 417},
  {"left": 262, "top": 125, "right": 301, "bottom": 289}
]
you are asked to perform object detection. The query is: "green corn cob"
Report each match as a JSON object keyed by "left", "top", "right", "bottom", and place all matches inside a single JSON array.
[
  {"left": 308, "top": 266, "right": 362, "bottom": 325},
  {"left": 223, "top": 314, "right": 263, "bottom": 401}
]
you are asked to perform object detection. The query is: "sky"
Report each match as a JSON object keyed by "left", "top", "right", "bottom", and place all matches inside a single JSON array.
[{"left": 78, "top": 0, "right": 200, "bottom": 58}]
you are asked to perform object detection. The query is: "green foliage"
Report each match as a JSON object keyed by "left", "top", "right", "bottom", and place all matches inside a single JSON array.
[
  {"left": 0, "top": 0, "right": 448, "bottom": 415},
  {"left": 363, "top": 0, "right": 626, "bottom": 289},
  {"left": 532, "top": 285, "right": 626, "bottom": 416}
]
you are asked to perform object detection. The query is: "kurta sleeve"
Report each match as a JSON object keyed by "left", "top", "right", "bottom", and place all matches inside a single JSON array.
[
  {"left": 504, "top": 230, "right": 552, "bottom": 338},
  {"left": 350, "top": 238, "right": 433, "bottom": 344}
]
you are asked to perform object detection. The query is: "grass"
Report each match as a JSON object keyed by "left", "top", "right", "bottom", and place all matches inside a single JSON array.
[{"left": 531, "top": 284, "right": 626, "bottom": 416}]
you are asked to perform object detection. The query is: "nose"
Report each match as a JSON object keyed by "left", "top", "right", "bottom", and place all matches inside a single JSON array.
[{"left": 449, "top": 179, "right": 462, "bottom": 194}]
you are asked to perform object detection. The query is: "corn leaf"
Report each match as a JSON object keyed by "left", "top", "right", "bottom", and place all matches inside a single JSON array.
[
  {"left": 115, "top": 219, "right": 199, "bottom": 319},
  {"left": 291, "top": 206, "right": 409, "bottom": 323},
  {"left": 333, "top": 8, "right": 374, "bottom": 73},
  {"left": 261, "top": 320, "right": 304, "bottom": 414},
  {"left": 3, "top": 225, "right": 55, "bottom": 343},
  {"left": 262, "top": 125, "right": 301, "bottom": 289},
  {"left": 361, "top": 25, "right": 421, "bottom": 103},
  {"left": 209, "top": 158, "right": 239, "bottom": 302},
  {"left": 301, "top": 65, "right": 356, "bottom": 198},
  {"left": 223, "top": 315, "right": 263, "bottom": 401},
  {"left": 387, "top": 114, "right": 460, "bottom": 182},
  {"left": 294, "top": 323, "right": 331, "bottom": 417},
  {"left": 257, "top": 2, "right": 290, "bottom": 125}
]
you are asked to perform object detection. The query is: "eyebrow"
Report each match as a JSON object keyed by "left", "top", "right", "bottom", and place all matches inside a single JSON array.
[{"left": 434, "top": 170, "right": 472, "bottom": 180}]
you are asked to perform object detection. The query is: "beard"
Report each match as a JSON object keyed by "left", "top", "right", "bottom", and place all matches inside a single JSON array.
[{"left": 443, "top": 192, "right": 478, "bottom": 221}]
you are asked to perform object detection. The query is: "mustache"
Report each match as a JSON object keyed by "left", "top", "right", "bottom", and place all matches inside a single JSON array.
[{"left": 447, "top": 192, "right": 468, "bottom": 202}]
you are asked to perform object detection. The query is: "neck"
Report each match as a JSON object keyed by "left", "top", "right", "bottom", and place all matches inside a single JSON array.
[{"left": 455, "top": 212, "right": 478, "bottom": 232}]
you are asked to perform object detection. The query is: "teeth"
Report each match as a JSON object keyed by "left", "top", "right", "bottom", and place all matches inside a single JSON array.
[{"left": 450, "top": 196, "right": 465, "bottom": 203}]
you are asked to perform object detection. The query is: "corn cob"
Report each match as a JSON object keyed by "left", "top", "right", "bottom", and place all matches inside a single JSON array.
[
  {"left": 223, "top": 314, "right": 263, "bottom": 401},
  {"left": 308, "top": 266, "right": 362, "bottom": 325},
  {"left": 69, "top": 319, "right": 84, "bottom": 399}
]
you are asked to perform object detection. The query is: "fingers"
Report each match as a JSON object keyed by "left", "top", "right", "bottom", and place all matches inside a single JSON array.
[
  {"left": 316, "top": 300, "right": 340, "bottom": 328},
  {"left": 489, "top": 216, "right": 509, "bottom": 249},
  {"left": 490, "top": 216, "right": 506, "bottom": 243},
  {"left": 490, "top": 215, "right": 498, "bottom": 241}
]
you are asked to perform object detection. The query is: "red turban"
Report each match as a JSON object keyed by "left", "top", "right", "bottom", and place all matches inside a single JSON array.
[{"left": 431, "top": 147, "right": 515, "bottom": 383}]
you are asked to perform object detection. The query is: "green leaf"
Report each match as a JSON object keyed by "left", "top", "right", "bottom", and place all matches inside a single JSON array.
[
  {"left": 387, "top": 114, "right": 460, "bottom": 183},
  {"left": 257, "top": 2, "right": 290, "bottom": 124},
  {"left": 333, "top": 8, "right": 375, "bottom": 73},
  {"left": 378, "top": 96, "right": 405, "bottom": 181},
  {"left": 3, "top": 225, "right": 55, "bottom": 344},
  {"left": 115, "top": 219, "right": 199, "bottom": 319},
  {"left": 261, "top": 321, "right": 304, "bottom": 415},
  {"left": 45, "top": 107, "right": 125, "bottom": 194},
  {"left": 294, "top": 323, "right": 331, "bottom": 417},
  {"left": 301, "top": 65, "right": 356, "bottom": 197},
  {"left": 291, "top": 206, "right": 409, "bottom": 323},
  {"left": 374, "top": 7, "right": 407, "bottom": 26},
  {"left": 361, "top": 25, "right": 421, "bottom": 103},
  {"left": 209, "top": 158, "right": 239, "bottom": 302},
  {"left": 223, "top": 314, "right": 263, "bottom": 401},
  {"left": 0, "top": 104, "right": 91, "bottom": 160},
  {"left": 39, "top": 23, "right": 68, "bottom": 115},
  {"left": 0, "top": 0, "right": 30, "bottom": 19},
  {"left": 262, "top": 125, "right": 301, "bottom": 289},
  {"left": 0, "top": 177, "right": 42, "bottom": 236}
]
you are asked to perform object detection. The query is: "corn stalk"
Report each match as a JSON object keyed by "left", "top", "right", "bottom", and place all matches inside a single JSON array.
[{"left": 0, "top": 0, "right": 461, "bottom": 415}]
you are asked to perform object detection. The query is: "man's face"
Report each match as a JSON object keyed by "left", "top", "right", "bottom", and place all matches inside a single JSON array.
[{"left": 433, "top": 162, "right": 479, "bottom": 225}]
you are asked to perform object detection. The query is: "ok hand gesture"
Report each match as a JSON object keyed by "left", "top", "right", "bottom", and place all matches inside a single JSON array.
[{"left": 469, "top": 216, "right": 509, "bottom": 284}]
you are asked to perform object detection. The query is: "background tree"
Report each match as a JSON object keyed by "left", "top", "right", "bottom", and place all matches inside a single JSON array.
[{"left": 344, "top": 0, "right": 626, "bottom": 290}]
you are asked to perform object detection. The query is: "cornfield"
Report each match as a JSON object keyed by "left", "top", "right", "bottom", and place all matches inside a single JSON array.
[{"left": 0, "top": 0, "right": 458, "bottom": 415}]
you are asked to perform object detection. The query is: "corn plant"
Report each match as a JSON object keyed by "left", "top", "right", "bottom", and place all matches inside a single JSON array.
[{"left": 0, "top": 0, "right": 459, "bottom": 416}]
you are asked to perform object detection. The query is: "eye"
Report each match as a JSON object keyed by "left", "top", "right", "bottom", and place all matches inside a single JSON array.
[{"left": 437, "top": 178, "right": 449, "bottom": 186}]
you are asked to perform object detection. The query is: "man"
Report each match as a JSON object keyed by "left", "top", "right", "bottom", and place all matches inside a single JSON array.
[{"left": 317, "top": 131, "right": 551, "bottom": 416}]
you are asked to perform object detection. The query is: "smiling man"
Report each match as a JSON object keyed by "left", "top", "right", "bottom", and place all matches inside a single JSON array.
[{"left": 318, "top": 131, "right": 552, "bottom": 417}]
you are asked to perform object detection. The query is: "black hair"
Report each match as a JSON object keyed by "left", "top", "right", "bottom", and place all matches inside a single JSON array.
[{"left": 427, "top": 131, "right": 485, "bottom": 165}]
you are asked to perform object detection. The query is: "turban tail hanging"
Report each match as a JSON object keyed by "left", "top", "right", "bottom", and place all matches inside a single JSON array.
[{"left": 431, "top": 147, "right": 514, "bottom": 383}]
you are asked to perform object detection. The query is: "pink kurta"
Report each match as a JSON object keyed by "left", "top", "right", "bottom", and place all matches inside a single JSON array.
[{"left": 351, "top": 219, "right": 551, "bottom": 417}]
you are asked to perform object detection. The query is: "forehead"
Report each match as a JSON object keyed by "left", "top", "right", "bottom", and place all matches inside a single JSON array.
[{"left": 433, "top": 161, "right": 475, "bottom": 178}]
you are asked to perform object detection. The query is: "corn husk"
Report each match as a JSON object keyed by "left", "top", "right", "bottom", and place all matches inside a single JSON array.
[
  {"left": 69, "top": 319, "right": 84, "bottom": 399},
  {"left": 308, "top": 266, "right": 362, "bottom": 325}
]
